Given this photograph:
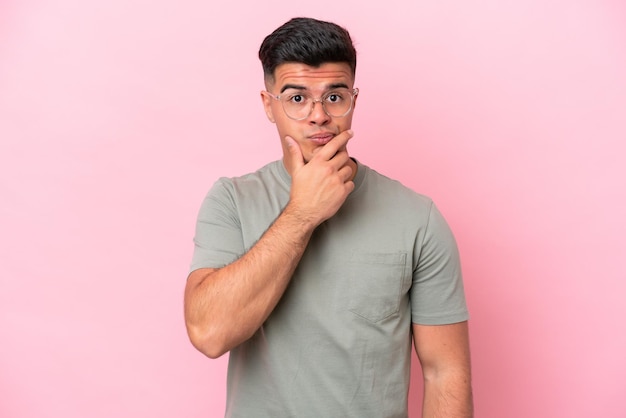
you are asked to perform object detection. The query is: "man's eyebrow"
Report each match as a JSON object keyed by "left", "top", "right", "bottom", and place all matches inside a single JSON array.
[
  {"left": 329, "top": 83, "right": 349, "bottom": 89},
  {"left": 280, "top": 84, "right": 307, "bottom": 93}
]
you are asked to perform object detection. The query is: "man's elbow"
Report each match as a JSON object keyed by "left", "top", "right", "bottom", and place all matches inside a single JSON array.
[{"left": 186, "top": 324, "right": 229, "bottom": 359}]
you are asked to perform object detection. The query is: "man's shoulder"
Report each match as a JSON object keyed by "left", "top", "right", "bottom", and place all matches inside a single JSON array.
[
  {"left": 214, "top": 160, "right": 287, "bottom": 189},
  {"left": 359, "top": 162, "right": 433, "bottom": 207},
  {"left": 220, "top": 160, "right": 282, "bottom": 181},
  {"left": 207, "top": 160, "right": 290, "bottom": 209}
]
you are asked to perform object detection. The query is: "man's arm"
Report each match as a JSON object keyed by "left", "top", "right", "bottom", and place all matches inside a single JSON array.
[
  {"left": 184, "top": 131, "right": 355, "bottom": 359},
  {"left": 413, "top": 321, "right": 474, "bottom": 418}
]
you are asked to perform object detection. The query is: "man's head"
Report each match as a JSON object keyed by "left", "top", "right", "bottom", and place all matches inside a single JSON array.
[
  {"left": 259, "top": 17, "right": 357, "bottom": 87},
  {"left": 259, "top": 18, "right": 359, "bottom": 168}
]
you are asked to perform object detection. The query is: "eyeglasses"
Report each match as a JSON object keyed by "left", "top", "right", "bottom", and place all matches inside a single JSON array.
[{"left": 265, "top": 88, "right": 358, "bottom": 121}]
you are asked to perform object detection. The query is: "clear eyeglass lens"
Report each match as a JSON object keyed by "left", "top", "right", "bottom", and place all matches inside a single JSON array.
[{"left": 281, "top": 89, "right": 353, "bottom": 120}]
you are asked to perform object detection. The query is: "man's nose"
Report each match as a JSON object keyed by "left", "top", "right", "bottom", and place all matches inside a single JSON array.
[{"left": 308, "top": 100, "right": 330, "bottom": 125}]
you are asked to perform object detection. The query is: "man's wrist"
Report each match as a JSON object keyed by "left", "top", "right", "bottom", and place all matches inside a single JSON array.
[{"left": 281, "top": 202, "right": 320, "bottom": 232}]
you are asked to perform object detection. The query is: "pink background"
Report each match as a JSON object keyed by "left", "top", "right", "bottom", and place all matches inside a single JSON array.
[{"left": 1, "top": 0, "right": 625, "bottom": 417}]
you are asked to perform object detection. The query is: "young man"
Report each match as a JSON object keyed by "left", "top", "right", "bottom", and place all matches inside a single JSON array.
[{"left": 185, "top": 17, "right": 473, "bottom": 417}]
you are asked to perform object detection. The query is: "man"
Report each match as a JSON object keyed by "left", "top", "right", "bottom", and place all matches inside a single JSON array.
[{"left": 184, "top": 17, "right": 473, "bottom": 417}]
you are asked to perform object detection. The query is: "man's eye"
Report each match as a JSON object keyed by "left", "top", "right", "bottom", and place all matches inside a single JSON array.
[
  {"left": 326, "top": 93, "right": 343, "bottom": 103},
  {"left": 289, "top": 95, "right": 305, "bottom": 104}
]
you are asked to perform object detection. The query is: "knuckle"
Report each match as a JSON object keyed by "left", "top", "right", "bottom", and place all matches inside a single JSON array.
[{"left": 320, "top": 164, "right": 334, "bottom": 176}]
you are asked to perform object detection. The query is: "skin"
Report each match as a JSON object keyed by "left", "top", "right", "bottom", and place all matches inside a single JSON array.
[{"left": 184, "top": 62, "right": 473, "bottom": 417}]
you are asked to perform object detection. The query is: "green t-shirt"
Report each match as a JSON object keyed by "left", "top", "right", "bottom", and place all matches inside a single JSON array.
[{"left": 190, "top": 160, "right": 469, "bottom": 418}]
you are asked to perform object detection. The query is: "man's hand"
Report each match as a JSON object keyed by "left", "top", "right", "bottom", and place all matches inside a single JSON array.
[{"left": 284, "top": 130, "right": 356, "bottom": 228}]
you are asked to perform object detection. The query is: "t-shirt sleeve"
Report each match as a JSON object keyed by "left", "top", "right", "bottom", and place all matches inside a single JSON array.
[
  {"left": 189, "top": 178, "right": 245, "bottom": 273},
  {"left": 410, "top": 201, "right": 469, "bottom": 325}
]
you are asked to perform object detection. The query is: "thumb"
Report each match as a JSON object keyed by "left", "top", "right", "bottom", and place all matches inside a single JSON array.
[{"left": 285, "top": 136, "right": 304, "bottom": 171}]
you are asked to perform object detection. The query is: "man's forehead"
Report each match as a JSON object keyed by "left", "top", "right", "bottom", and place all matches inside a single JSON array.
[{"left": 271, "top": 62, "right": 353, "bottom": 89}]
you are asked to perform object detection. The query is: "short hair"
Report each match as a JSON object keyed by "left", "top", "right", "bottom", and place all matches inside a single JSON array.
[{"left": 259, "top": 17, "right": 357, "bottom": 83}]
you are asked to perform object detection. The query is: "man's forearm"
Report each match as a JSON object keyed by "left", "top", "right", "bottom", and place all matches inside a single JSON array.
[
  {"left": 422, "top": 372, "right": 473, "bottom": 418},
  {"left": 184, "top": 203, "right": 317, "bottom": 358}
]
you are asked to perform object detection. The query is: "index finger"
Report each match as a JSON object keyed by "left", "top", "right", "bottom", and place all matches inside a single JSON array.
[{"left": 314, "top": 130, "right": 354, "bottom": 161}]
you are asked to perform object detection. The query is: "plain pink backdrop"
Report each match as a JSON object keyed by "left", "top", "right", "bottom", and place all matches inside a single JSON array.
[{"left": 1, "top": 0, "right": 625, "bottom": 417}]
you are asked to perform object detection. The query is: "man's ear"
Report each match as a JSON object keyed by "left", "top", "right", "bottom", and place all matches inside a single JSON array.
[{"left": 260, "top": 91, "right": 275, "bottom": 123}]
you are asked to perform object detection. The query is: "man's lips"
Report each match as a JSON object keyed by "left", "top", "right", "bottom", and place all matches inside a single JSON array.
[{"left": 308, "top": 133, "right": 335, "bottom": 145}]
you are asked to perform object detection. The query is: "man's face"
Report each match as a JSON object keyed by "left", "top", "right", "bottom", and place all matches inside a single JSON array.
[{"left": 261, "top": 62, "right": 357, "bottom": 164}]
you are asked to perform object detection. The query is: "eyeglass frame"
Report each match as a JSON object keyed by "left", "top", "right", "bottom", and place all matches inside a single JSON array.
[{"left": 264, "top": 88, "right": 359, "bottom": 121}]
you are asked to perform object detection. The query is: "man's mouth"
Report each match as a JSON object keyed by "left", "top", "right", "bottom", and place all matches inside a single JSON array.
[{"left": 309, "top": 133, "right": 335, "bottom": 145}]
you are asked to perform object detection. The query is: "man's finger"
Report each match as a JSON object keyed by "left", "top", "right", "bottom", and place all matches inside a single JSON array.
[
  {"left": 337, "top": 164, "right": 354, "bottom": 182},
  {"left": 315, "top": 130, "right": 354, "bottom": 161},
  {"left": 285, "top": 136, "right": 305, "bottom": 171}
]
